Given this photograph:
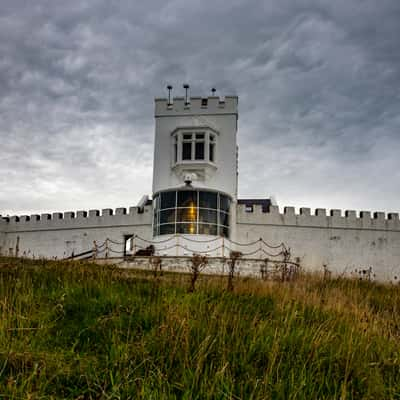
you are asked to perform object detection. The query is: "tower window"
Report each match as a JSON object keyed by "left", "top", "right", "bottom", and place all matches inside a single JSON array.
[
  {"left": 209, "top": 134, "right": 215, "bottom": 162},
  {"left": 195, "top": 141, "right": 204, "bottom": 159},
  {"left": 172, "top": 130, "right": 216, "bottom": 163},
  {"left": 174, "top": 136, "right": 178, "bottom": 163},
  {"left": 182, "top": 142, "right": 192, "bottom": 160}
]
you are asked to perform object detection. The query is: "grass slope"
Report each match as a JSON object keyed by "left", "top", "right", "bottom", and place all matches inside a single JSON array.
[{"left": 0, "top": 257, "right": 399, "bottom": 399}]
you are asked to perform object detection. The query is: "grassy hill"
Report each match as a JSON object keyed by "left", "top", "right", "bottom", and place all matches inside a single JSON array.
[{"left": 0, "top": 257, "right": 399, "bottom": 399}]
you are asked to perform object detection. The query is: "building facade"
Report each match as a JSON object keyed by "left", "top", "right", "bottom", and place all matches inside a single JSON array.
[{"left": 1, "top": 91, "right": 399, "bottom": 282}]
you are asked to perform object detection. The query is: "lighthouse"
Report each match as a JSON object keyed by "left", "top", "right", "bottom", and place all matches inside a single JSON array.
[{"left": 152, "top": 86, "right": 238, "bottom": 247}]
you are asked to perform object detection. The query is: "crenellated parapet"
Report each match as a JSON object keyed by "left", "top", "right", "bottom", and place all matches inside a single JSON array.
[
  {"left": 155, "top": 96, "right": 238, "bottom": 117},
  {"left": 4, "top": 204, "right": 400, "bottom": 233},
  {"left": 237, "top": 205, "right": 400, "bottom": 231},
  {"left": 0, "top": 215, "right": 6, "bottom": 244},
  {"left": 1, "top": 205, "right": 153, "bottom": 233}
]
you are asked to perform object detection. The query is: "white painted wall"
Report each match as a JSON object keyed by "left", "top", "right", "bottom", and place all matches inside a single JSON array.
[
  {"left": 0, "top": 207, "right": 152, "bottom": 259},
  {"left": 0, "top": 217, "right": 6, "bottom": 255},
  {"left": 236, "top": 205, "right": 400, "bottom": 283},
  {"left": 2, "top": 204, "right": 400, "bottom": 282}
]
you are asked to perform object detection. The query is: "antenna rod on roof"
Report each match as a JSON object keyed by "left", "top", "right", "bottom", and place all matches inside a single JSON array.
[
  {"left": 167, "top": 85, "right": 173, "bottom": 105},
  {"left": 183, "top": 83, "right": 190, "bottom": 105}
]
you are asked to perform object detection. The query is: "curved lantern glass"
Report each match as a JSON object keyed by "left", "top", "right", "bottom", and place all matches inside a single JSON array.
[{"left": 153, "top": 189, "right": 231, "bottom": 238}]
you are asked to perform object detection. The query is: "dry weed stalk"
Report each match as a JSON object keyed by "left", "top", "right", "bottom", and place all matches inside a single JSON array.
[
  {"left": 323, "top": 264, "right": 332, "bottom": 280},
  {"left": 227, "top": 251, "right": 242, "bottom": 292},
  {"left": 188, "top": 254, "right": 208, "bottom": 293},
  {"left": 260, "top": 258, "right": 269, "bottom": 280},
  {"left": 150, "top": 256, "right": 162, "bottom": 279}
]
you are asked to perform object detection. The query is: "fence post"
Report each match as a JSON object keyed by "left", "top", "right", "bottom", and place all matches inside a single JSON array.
[
  {"left": 92, "top": 240, "right": 97, "bottom": 260},
  {"left": 261, "top": 258, "right": 269, "bottom": 280},
  {"left": 105, "top": 238, "right": 109, "bottom": 259},
  {"left": 132, "top": 235, "right": 136, "bottom": 256},
  {"left": 176, "top": 235, "right": 179, "bottom": 257},
  {"left": 259, "top": 238, "right": 262, "bottom": 259},
  {"left": 221, "top": 236, "right": 225, "bottom": 258},
  {"left": 15, "top": 236, "right": 20, "bottom": 258}
]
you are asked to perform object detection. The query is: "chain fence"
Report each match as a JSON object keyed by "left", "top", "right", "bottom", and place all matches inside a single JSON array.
[
  {"left": 74, "top": 234, "right": 292, "bottom": 263},
  {"left": 64, "top": 234, "right": 300, "bottom": 281}
]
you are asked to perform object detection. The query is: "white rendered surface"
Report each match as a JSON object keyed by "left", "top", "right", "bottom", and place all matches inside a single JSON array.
[{"left": 152, "top": 96, "right": 238, "bottom": 200}]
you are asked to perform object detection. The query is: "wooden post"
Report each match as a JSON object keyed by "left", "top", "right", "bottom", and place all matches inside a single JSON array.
[
  {"left": 15, "top": 236, "right": 20, "bottom": 258},
  {"left": 259, "top": 238, "right": 262, "bottom": 259},
  {"left": 93, "top": 240, "right": 98, "bottom": 259},
  {"left": 105, "top": 238, "right": 109, "bottom": 259},
  {"left": 261, "top": 258, "right": 269, "bottom": 280},
  {"left": 221, "top": 236, "right": 225, "bottom": 258},
  {"left": 132, "top": 235, "right": 136, "bottom": 256}
]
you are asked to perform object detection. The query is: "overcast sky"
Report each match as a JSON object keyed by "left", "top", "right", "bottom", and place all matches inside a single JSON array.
[{"left": 1, "top": 0, "right": 399, "bottom": 216}]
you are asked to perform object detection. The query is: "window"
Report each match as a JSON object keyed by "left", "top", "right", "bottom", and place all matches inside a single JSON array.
[
  {"left": 195, "top": 133, "right": 205, "bottom": 160},
  {"left": 160, "top": 209, "right": 175, "bottom": 224},
  {"left": 199, "top": 209, "right": 217, "bottom": 224},
  {"left": 182, "top": 132, "right": 205, "bottom": 161},
  {"left": 195, "top": 142, "right": 204, "bottom": 159},
  {"left": 182, "top": 133, "right": 192, "bottom": 160},
  {"left": 161, "top": 191, "right": 176, "bottom": 209},
  {"left": 199, "top": 191, "right": 217, "bottom": 209},
  {"left": 220, "top": 194, "right": 231, "bottom": 212},
  {"left": 172, "top": 130, "right": 216, "bottom": 163},
  {"left": 209, "top": 134, "right": 215, "bottom": 162},
  {"left": 160, "top": 224, "right": 175, "bottom": 235},
  {"left": 153, "top": 190, "right": 230, "bottom": 237},
  {"left": 199, "top": 224, "right": 217, "bottom": 235},
  {"left": 174, "top": 136, "right": 177, "bottom": 163},
  {"left": 178, "top": 190, "right": 197, "bottom": 207}
]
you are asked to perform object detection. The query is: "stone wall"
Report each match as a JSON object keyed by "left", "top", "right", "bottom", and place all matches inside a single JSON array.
[
  {"left": 118, "top": 256, "right": 283, "bottom": 280},
  {"left": 1, "top": 203, "right": 400, "bottom": 283},
  {"left": 0, "top": 217, "right": 6, "bottom": 256},
  {"left": 0, "top": 206, "right": 153, "bottom": 259},
  {"left": 236, "top": 205, "right": 400, "bottom": 283}
]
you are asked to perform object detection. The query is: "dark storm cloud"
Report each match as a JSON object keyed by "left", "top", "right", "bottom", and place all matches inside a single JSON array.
[{"left": 0, "top": 0, "right": 399, "bottom": 215}]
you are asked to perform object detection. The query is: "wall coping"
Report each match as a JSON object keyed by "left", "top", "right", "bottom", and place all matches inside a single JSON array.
[{"left": 237, "top": 204, "right": 400, "bottom": 230}]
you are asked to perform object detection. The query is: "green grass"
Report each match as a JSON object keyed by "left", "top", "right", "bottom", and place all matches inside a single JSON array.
[{"left": 0, "top": 257, "right": 399, "bottom": 399}]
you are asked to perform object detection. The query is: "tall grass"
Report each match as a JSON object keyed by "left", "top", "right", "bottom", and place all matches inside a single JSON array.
[{"left": 0, "top": 256, "right": 399, "bottom": 399}]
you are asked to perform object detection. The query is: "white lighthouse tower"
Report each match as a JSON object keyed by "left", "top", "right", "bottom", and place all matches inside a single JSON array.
[{"left": 152, "top": 85, "right": 238, "bottom": 253}]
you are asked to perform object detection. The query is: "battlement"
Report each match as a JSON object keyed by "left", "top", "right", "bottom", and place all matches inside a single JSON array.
[
  {"left": 0, "top": 216, "right": 6, "bottom": 235},
  {"left": 4, "top": 204, "right": 399, "bottom": 232},
  {"left": 237, "top": 204, "right": 400, "bottom": 231},
  {"left": 155, "top": 96, "right": 238, "bottom": 117},
  {"left": 1, "top": 205, "right": 153, "bottom": 233}
]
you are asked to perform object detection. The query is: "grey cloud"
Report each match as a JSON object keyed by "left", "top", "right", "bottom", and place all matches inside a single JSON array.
[{"left": 0, "top": 0, "right": 399, "bottom": 215}]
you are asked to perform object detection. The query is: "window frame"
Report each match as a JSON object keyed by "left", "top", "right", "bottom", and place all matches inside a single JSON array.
[{"left": 172, "top": 128, "right": 217, "bottom": 165}]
